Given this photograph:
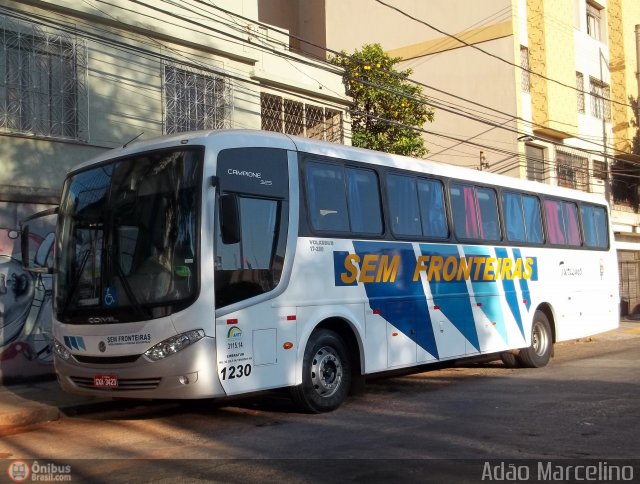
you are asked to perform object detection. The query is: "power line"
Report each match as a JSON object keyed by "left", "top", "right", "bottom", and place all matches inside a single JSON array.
[
  {"left": 183, "top": 0, "right": 636, "bottom": 157},
  {"left": 6, "top": 1, "right": 638, "bottom": 169},
  {"left": 373, "top": 0, "right": 634, "bottom": 111}
]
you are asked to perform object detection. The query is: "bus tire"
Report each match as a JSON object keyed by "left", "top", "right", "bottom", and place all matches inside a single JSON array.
[
  {"left": 290, "top": 329, "right": 352, "bottom": 413},
  {"left": 500, "top": 351, "right": 520, "bottom": 368},
  {"left": 518, "top": 310, "right": 553, "bottom": 368}
]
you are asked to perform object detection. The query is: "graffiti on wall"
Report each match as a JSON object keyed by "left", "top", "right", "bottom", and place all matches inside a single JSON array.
[{"left": 0, "top": 202, "right": 56, "bottom": 382}]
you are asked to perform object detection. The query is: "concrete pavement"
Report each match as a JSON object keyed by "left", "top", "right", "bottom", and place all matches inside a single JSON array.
[{"left": 1, "top": 320, "right": 638, "bottom": 432}]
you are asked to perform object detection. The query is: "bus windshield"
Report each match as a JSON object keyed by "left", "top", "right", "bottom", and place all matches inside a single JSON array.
[{"left": 55, "top": 147, "right": 203, "bottom": 323}]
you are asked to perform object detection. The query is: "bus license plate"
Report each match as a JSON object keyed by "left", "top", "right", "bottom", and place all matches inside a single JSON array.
[{"left": 94, "top": 374, "right": 118, "bottom": 388}]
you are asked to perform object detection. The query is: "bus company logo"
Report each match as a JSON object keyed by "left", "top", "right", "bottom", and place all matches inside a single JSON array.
[
  {"left": 227, "top": 326, "right": 242, "bottom": 339},
  {"left": 559, "top": 261, "right": 583, "bottom": 277},
  {"left": 7, "top": 460, "right": 29, "bottom": 482},
  {"left": 63, "top": 335, "right": 86, "bottom": 351},
  {"left": 334, "top": 252, "right": 537, "bottom": 286}
]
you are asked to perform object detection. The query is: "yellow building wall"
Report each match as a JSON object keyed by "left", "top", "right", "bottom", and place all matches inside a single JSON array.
[
  {"left": 609, "top": 0, "right": 640, "bottom": 154},
  {"left": 527, "top": 0, "right": 578, "bottom": 138}
]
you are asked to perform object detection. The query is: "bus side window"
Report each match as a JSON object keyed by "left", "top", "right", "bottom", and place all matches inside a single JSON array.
[
  {"left": 503, "top": 192, "right": 543, "bottom": 244},
  {"left": 417, "top": 178, "right": 448, "bottom": 238},
  {"left": 345, "top": 167, "right": 383, "bottom": 235},
  {"left": 476, "top": 187, "right": 500, "bottom": 241},
  {"left": 544, "top": 199, "right": 581, "bottom": 246},
  {"left": 450, "top": 183, "right": 500, "bottom": 241},
  {"left": 581, "top": 204, "right": 608, "bottom": 248},
  {"left": 305, "top": 162, "right": 349, "bottom": 232},
  {"left": 503, "top": 192, "right": 526, "bottom": 242},
  {"left": 562, "top": 201, "right": 581, "bottom": 246},
  {"left": 544, "top": 199, "right": 566, "bottom": 244},
  {"left": 522, "top": 194, "right": 544, "bottom": 243},
  {"left": 387, "top": 174, "right": 421, "bottom": 237}
]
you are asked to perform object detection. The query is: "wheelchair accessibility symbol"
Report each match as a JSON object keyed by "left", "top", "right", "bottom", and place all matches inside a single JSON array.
[{"left": 104, "top": 287, "right": 116, "bottom": 306}]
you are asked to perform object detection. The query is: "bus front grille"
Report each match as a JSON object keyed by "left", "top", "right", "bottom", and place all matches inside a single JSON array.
[
  {"left": 69, "top": 376, "right": 162, "bottom": 391},
  {"left": 73, "top": 354, "right": 141, "bottom": 364}
]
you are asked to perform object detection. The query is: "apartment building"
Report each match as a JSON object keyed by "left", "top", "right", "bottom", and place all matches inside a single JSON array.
[
  {"left": 0, "top": 0, "right": 348, "bottom": 381},
  {"left": 264, "top": 0, "right": 640, "bottom": 314}
]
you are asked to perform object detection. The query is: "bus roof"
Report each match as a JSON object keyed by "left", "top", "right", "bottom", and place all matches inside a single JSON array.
[{"left": 70, "top": 129, "right": 608, "bottom": 206}]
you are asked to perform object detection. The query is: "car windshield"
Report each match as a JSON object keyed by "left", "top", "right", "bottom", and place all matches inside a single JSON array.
[{"left": 55, "top": 147, "right": 203, "bottom": 323}]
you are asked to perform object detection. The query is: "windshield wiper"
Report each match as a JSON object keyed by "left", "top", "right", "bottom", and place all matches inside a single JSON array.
[{"left": 62, "top": 248, "right": 91, "bottom": 316}]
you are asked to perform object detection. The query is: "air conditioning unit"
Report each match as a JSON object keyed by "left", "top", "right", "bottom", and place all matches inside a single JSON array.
[{"left": 589, "top": 178, "right": 606, "bottom": 195}]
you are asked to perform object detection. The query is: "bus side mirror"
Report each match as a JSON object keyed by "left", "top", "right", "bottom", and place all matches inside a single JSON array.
[
  {"left": 219, "top": 193, "right": 241, "bottom": 245},
  {"left": 20, "top": 207, "right": 58, "bottom": 274}
]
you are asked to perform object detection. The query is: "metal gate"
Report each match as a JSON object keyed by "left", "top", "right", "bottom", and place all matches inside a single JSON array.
[{"left": 618, "top": 260, "right": 640, "bottom": 316}]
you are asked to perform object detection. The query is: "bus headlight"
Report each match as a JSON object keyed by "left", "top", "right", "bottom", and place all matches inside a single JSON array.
[
  {"left": 53, "top": 339, "right": 71, "bottom": 360},
  {"left": 144, "top": 330, "right": 205, "bottom": 361}
]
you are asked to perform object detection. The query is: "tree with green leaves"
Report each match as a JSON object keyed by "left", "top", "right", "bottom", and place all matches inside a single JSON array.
[{"left": 331, "top": 43, "right": 434, "bottom": 157}]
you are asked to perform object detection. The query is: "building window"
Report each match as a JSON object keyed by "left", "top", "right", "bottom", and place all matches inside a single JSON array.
[
  {"left": 576, "top": 72, "right": 585, "bottom": 113},
  {"left": 261, "top": 92, "right": 343, "bottom": 143},
  {"left": 0, "top": 16, "right": 87, "bottom": 140},
  {"left": 163, "top": 64, "right": 232, "bottom": 134},
  {"left": 526, "top": 145, "right": 545, "bottom": 183},
  {"left": 592, "top": 159, "right": 607, "bottom": 180},
  {"left": 589, "top": 77, "right": 611, "bottom": 121},
  {"left": 586, "top": 2, "right": 602, "bottom": 41},
  {"left": 556, "top": 150, "right": 588, "bottom": 190},
  {"left": 520, "top": 46, "right": 530, "bottom": 93}
]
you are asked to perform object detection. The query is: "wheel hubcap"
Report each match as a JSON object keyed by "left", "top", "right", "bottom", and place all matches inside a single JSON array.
[
  {"left": 532, "top": 321, "right": 548, "bottom": 356},
  {"left": 310, "top": 346, "right": 343, "bottom": 398}
]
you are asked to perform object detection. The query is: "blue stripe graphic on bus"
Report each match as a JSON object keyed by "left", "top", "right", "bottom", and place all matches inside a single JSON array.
[
  {"left": 513, "top": 248, "right": 532, "bottom": 311},
  {"left": 352, "top": 241, "right": 439, "bottom": 360},
  {"left": 64, "top": 336, "right": 86, "bottom": 351},
  {"left": 494, "top": 247, "right": 525, "bottom": 339},
  {"left": 419, "top": 244, "right": 480, "bottom": 352},
  {"left": 464, "top": 246, "right": 508, "bottom": 344}
]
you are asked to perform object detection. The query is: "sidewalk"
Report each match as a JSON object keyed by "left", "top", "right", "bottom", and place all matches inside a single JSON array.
[
  {"left": 0, "top": 378, "right": 112, "bottom": 432},
  {"left": 1, "top": 321, "right": 639, "bottom": 432}
]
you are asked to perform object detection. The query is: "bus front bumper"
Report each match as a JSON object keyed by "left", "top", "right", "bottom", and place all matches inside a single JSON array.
[{"left": 54, "top": 336, "right": 226, "bottom": 399}]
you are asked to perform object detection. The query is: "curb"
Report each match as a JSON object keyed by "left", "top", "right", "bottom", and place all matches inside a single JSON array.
[{"left": 0, "top": 403, "right": 60, "bottom": 430}]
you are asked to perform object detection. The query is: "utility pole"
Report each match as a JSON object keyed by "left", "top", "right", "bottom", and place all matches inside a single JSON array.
[
  {"left": 600, "top": 48, "right": 610, "bottom": 203},
  {"left": 479, "top": 151, "right": 489, "bottom": 171}
]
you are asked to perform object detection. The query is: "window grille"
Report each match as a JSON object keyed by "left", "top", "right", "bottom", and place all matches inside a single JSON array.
[
  {"left": 526, "top": 145, "right": 545, "bottom": 183},
  {"left": 261, "top": 92, "right": 343, "bottom": 143},
  {"left": 556, "top": 149, "right": 588, "bottom": 190},
  {"left": 0, "top": 15, "right": 88, "bottom": 140},
  {"left": 589, "top": 77, "right": 611, "bottom": 121},
  {"left": 284, "top": 99, "right": 304, "bottom": 136},
  {"left": 261, "top": 93, "right": 282, "bottom": 132},
  {"left": 163, "top": 64, "right": 232, "bottom": 134},
  {"left": 576, "top": 72, "right": 585, "bottom": 114},
  {"left": 592, "top": 159, "right": 607, "bottom": 180}
]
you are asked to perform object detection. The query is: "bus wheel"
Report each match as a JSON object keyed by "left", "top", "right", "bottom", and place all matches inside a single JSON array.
[
  {"left": 500, "top": 351, "right": 520, "bottom": 368},
  {"left": 291, "top": 329, "right": 352, "bottom": 413},
  {"left": 518, "top": 311, "right": 553, "bottom": 368}
]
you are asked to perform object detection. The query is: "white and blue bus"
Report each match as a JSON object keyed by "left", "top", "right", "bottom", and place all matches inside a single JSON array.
[{"left": 22, "top": 130, "right": 619, "bottom": 412}]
